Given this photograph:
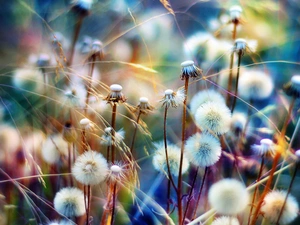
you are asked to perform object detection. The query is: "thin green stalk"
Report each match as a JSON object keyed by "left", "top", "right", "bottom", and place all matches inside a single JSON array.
[{"left": 178, "top": 77, "right": 189, "bottom": 225}]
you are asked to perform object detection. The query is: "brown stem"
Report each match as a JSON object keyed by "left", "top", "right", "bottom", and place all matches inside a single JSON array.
[
  {"left": 85, "top": 185, "right": 91, "bottom": 225},
  {"left": 106, "top": 145, "right": 110, "bottom": 163},
  {"left": 67, "top": 14, "right": 84, "bottom": 68},
  {"left": 110, "top": 182, "right": 117, "bottom": 225},
  {"left": 232, "top": 22, "right": 237, "bottom": 40},
  {"left": 192, "top": 166, "right": 208, "bottom": 220},
  {"left": 183, "top": 167, "right": 199, "bottom": 224},
  {"left": 84, "top": 55, "right": 96, "bottom": 116},
  {"left": 178, "top": 77, "right": 189, "bottom": 225},
  {"left": 130, "top": 111, "right": 142, "bottom": 156},
  {"left": 226, "top": 52, "right": 235, "bottom": 107},
  {"left": 163, "top": 106, "right": 177, "bottom": 192},
  {"left": 68, "top": 143, "right": 73, "bottom": 186},
  {"left": 276, "top": 162, "right": 299, "bottom": 225},
  {"left": 111, "top": 104, "right": 117, "bottom": 163},
  {"left": 231, "top": 52, "right": 242, "bottom": 114},
  {"left": 82, "top": 129, "right": 88, "bottom": 152},
  {"left": 247, "top": 154, "right": 265, "bottom": 225}
]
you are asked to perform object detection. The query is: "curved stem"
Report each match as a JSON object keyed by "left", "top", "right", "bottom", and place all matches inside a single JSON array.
[
  {"left": 231, "top": 52, "right": 242, "bottom": 113},
  {"left": 183, "top": 167, "right": 199, "bottom": 224},
  {"left": 192, "top": 167, "right": 208, "bottom": 220},
  {"left": 178, "top": 77, "right": 189, "bottom": 225},
  {"left": 129, "top": 111, "right": 142, "bottom": 157}
]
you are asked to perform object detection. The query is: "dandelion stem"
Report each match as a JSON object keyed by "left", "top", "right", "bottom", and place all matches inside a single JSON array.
[
  {"left": 226, "top": 51, "right": 235, "bottom": 107},
  {"left": 110, "top": 182, "right": 117, "bottom": 225},
  {"left": 281, "top": 96, "right": 296, "bottom": 138},
  {"left": 67, "top": 14, "right": 84, "bottom": 68},
  {"left": 82, "top": 128, "right": 88, "bottom": 152},
  {"left": 247, "top": 154, "right": 265, "bottom": 225},
  {"left": 111, "top": 104, "right": 117, "bottom": 163},
  {"left": 68, "top": 143, "right": 73, "bottom": 186},
  {"left": 130, "top": 111, "right": 142, "bottom": 157},
  {"left": 86, "top": 185, "right": 91, "bottom": 225},
  {"left": 163, "top": 106, "right": 177, "bottom": 192},
  {"left": 192, "top": 166, "right": 208, "bottom": 220},
  {"left": 183, "top": 167, "right": 199, "bottom": 223},
  {"left": 276, "top": 162, "right": 299, "bottom": 225},
  {"left": 231, "top": 52, "right": 242, "bottom": 113},
  {"left": 178, "top": 77, "right": 189, "bottom": 225},
  {"left": 84, "top": 55, "right": 96, "bottom": 116}
]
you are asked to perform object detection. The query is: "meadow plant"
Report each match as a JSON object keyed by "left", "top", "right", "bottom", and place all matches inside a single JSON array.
[{"left": 1, "top": 1, "right": 300, "bottom": 225}]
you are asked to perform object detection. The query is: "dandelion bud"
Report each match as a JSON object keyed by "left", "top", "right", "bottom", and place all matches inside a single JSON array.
[
  {"left": 53, "top": 187, "right": 85, "bottom": 217},
  {"left": 71, "top": 0, "right": 93, "bottom": 16},
  {"left": 180, "top": 60, "right": 202, "bottom": 80},
  {"left": 208, "top": 178, "right": 249, "bottom": 215},
  {"left": 261, "top": 190, "right": 299, "bottom": 224},
  {"left": 229, "top": 5, "right": 242, "bottom": 24},
  {"left": 233, "top": 38, "right": 247, "bottom": 56},
  {"left": 62, "top": 122, "right": 78, "bottom": 143},
  {"left": 105, "top": 84, "right": 126, "bottom": 104},
  {"left": 135, "top": 97, "right": 154, "bottom": 114},
  {"left": 36, "top": 54, "right": 50, "bottom": 68},
  {"left": 160, "top": 89, "right": 185, "bottom": 108},
  {"left": 284, "top": 75, "right": 300, "bottom": 98},
  {"left": 251, "top": 138, "right": 276, "bottom": 156}
]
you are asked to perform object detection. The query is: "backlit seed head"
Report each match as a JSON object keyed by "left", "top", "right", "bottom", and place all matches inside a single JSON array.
[
  {"left": 229, "top": 5, "right": 242, "bottom": 23},
  {"left": 211, "top": 216, "right": 240, "bottom": 225},
  {"left": 180, "top": 60, "right": 202, "bottom": 80},
  {"left": 233, "top": 38, "right": 247, "bottom": 56},
  {"left": 134, "top": 97, "right": 155, "bottom": 114},
  {"left": 251, "top": 138, "right": 277, "bottom": 156},
  {"left": 160, "top": 88, "right": 185, "bottom": 108}
]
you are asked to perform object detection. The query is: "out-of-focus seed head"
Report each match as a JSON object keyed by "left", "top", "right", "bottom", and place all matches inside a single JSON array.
[
  {"left": 229, "top": 5, "right": 242, "bottom": 24},
  {"left": 284, "top": 75, "right": 300, "bottom": 98}
]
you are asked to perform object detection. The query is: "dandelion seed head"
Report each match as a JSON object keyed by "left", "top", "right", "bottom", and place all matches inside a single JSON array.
[
  {"left": 72, "top": 150, "right": 108, "bottom": 185},
  {"left": 48, "top": 221, "right": 60, "bottom": 225},
  {"left": 195, "top": 101, "right": 231, "bottom": 135},
  {"left": 284, "top": 75, "right": 300, "bottom": 98},
  {"left": 135, "top": 97, "right": 154, "bottom": 114},
  {"left": 208, "top": 178, "right": 249, "bottom": 215},
  {"left": 53, "top": 187, "right": 85, "bottom": 217},
  {"left": 261, "top": 190, "right": 299, "bottom": 224},
  {"left": 190, "top": 90, "right": 225, "bottom": 116},
  {"left": 71, "top": 0, "right": 93, "bottom": 13},
  {"left": 161, "top": 89, "right": 185, "bottom": 108},
  {"left": 230, "top": 112, "right": 247, "bottom": 135},
  {"left": 251, "top": 138, "right": 276, "bottom": 156},
  {"left": 100, "top": 128, "right": 125, "bottom": 146},
  {"left": 180, "top": 60, "right": 202, "bottom": 80},
  {"left": 36, "top": 54, "right": 50, "bottom": 67},
  {"left": 80, "top": 118, "right": 94, "bottom": 130},
  {"left": 185, "top": 133, "right": 222, "bottom": 167},
  {"left": 238, "top": 70, "right": 274, "bottom": 100},
  {"left": 13, "top": 68, "right": 43, "bottom": 92},
  {"left": 152, "top": 143, "right": 189, "bottom": 177},
  {"left": 106, "top": 162, "right": 128, "bottom": 183},
  {"left": 41, "top": 134, "right": 68, "bottom": 164},
  {"left": 211, "top": 216, "right": 240, "bottom": 225}
]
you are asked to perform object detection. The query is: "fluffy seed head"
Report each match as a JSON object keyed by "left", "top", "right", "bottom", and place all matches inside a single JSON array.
[
  {"left": 100, "top": 128, "right": 125, "bottom": 146},
  {"left": 13, "top": 68, "right": 43, "bottom": 92},
  {"left": 79, "top": 118, "right": 94, "bottom": 130},
  {"left": 41, "top": 134, "right": 68, "bottom": 164},
  {"left": 211, "top": 216, "right": 240, "bottom": 225},
  {"left": 195, "top": 101, "right": 231, "bottom": 135},
  {"left": 185, "top": 132, "right": 222, "bottom": 167},
  {"left": 180, "top": 60, "right": 202, "bottom": 80},
  {"left": 230, "top": 112, "right": 247, "bottom": 135},
  {"left": 72, "top": 150, "right": 108, "bottom": 185},
  {"left": 238, "top": 70, "right": 274, "bottom": 100},
  {"left": 284, "top": 75, "right": 300, "bottom": 98},
  {"left": 106, "top": 162, "right": 128, "bottom": 183},
  {"left": 161, "top": 89, "right": 185, "bottom": 108},
  {"left": 208, "top": 178, "right": 249, "bottom": 215},
  {"left": 233, "top": 38, "right": 248, "bottom": 56},
  {"left": 152, "top": 143, "right": 189, "bottom": 177},
  {"left": 261, "top": 190, "right": 299, "bottom": 224},
  {"left": 53, "top": 187, "right": 85, "bottom": 217},
  {"left": 190, "top": 89, "right": 225, "bottom": 116}
]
